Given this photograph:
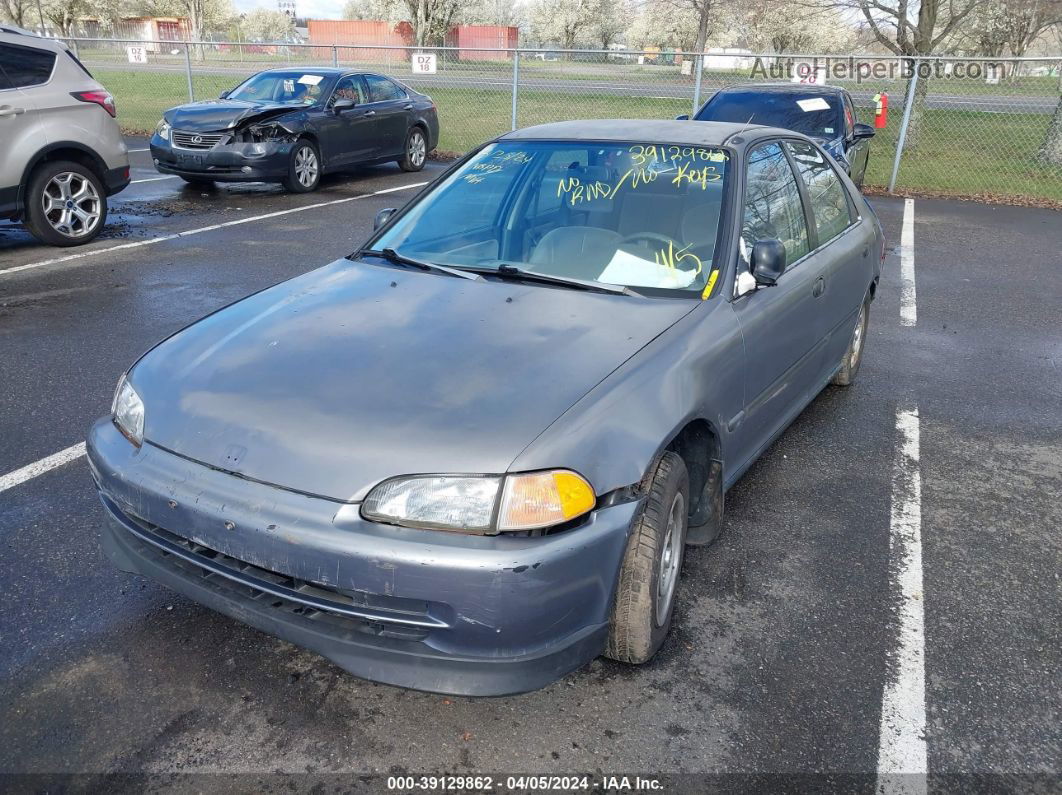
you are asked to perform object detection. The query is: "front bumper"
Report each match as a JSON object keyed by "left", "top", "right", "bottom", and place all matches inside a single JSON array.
[
  {"left": 150, "top": 133, "right": 294, "bottom": 182},
  {"left": 87, "top": 419, "right": 639, "bottom": 696}
]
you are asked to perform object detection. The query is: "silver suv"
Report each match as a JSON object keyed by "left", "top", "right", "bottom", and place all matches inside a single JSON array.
[{"left": 0, "top": 26, "right": 130, "bottom": 246}]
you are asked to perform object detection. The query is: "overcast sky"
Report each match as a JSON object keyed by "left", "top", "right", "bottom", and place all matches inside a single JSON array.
[{"left": 232, "top": 0, "right": 345, "bottom": 20}]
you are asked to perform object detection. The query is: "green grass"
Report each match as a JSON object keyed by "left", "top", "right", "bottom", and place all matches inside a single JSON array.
[{"left": 95, "top": 67, "right": 1062, "bottom": 202}]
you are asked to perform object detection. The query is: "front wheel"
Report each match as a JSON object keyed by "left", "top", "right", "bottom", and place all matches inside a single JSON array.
[
  {"left": 832, "top": 297, "right": 870, "bottom": 386},
  {"left": 23, "top": 161, "right": 107, "bottom": 247},
  {"left": 282, "top": 140, "right": 321, "bottom": 193},
  {"left": 605, "top": 451, "right": 689, "bottom": 664},
  {"left": 398, "top": 127, "right": 427, "bottom": 172}
]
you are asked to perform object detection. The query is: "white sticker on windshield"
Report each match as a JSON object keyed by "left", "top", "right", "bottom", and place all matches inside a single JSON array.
[
  {"left": 298, "top": 74, "right": 324, "bottom": 85},
  {"left": 797, "top": 97, "right": 830, "bottom": 112}
]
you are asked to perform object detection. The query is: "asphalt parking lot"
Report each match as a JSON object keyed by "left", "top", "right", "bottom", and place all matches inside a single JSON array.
[{"left": 1, "top": 139, "right": 1059, "bottom": 789}]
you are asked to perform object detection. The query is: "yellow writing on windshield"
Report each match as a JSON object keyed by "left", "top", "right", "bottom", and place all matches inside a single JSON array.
[{"left": 654, "top": 241, "right": 703, "bottom": 276}]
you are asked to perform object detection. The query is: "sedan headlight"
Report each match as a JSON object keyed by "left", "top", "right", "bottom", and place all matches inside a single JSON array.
[
  {"left": 362, "top": 470, "right": 596, "bottom": 534},
  {"left": 112, "top": 374, "right": 145, "bottom": 447},
  {"left": 155, "top": 119, "right": 170, "bottom": 141}
]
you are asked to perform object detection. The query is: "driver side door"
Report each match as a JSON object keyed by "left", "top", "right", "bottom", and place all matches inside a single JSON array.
[
  {"left": 729, "top": 141, "right": 830, "bottom": 470},
  {"left": 319, "top": 75, "right": 373, "bottom": 167}
]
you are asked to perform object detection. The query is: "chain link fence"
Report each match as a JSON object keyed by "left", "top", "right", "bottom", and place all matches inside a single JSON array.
[{"left": 64, "top": 38, "right": 1062, "bottom": 203}]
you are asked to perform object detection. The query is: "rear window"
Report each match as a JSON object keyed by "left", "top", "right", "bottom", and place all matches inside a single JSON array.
[
  {"left": 0, "top": 43, "right": 56, "bottom": 88},
  {"left": 696, "top": 90, "right": 841, "bottom": 138}
]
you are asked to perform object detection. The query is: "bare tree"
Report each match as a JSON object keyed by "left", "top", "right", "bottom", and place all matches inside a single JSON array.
[
  {"left": 835, "top": 0, "right": 985, "bottom": 148},
  {"left": 0, "top": 0, "right": 33, "bottom": 26}
]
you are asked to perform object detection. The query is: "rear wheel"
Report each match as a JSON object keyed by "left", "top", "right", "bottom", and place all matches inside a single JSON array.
[
  {"left": 23, "top": 161, "right": 107, "bottom": 247},
  {"left": 605, "top": 452, "right": 689, "bottom": 664},
  {"left": 282, "top": 140, "right": 321, "bottom": 193},
  {"left": 832, "top": 297, "right": 870, "bottom": 386},
  {"left": 398, "top": 127, "right": 427, "bottom": 172}
]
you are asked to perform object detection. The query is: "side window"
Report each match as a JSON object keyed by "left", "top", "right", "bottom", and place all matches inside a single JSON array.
[
  {"left": 331, "top": 75, "right": 366, "bottom": 106},
  {"left": 0, "top": 43, "right": 56, "bottom": 88},
  {"left": 365, "top": 75, "right": 404, "bottom": 102},
  {"left": 786, "top": 140, "right": 854, "bottom": 245},
  {"left": 742, "top": 142, "right": 809, "bottom": 267},
  {"left": 842, "top": 94, "right": 856, "bottom": 138}
]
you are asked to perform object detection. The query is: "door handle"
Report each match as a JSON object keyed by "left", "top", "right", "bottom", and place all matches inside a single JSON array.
[
  {"left": 404, "top": 103, "right": 413, "bottom": 110},
  {"left": 363, "top": 110, "right": 376, "bottom": 117},
  {"left": 812, "top": 276, "right": 826, "bottom": 297},
  {"left": 862, "top": 245, "right": 870, "bottom": 257},
  {"left": 0, "top": 106, "right": 26, "bottom": 118}
]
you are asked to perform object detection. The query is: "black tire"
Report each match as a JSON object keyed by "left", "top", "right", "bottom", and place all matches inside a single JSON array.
[
  {"left": 605, "top": 451, "right": 690, "bottom": 664},
  {"left": 832, "top": 296, "right": 870, "bottom": 386},
  {"left": 23, "top": 160, "right": 107, "bottom": 247},
  {"left": 179, "top": 175, "right": 214, "bottom": 185},
  {"left": 398, "top": 127, "right": 427, "bottom": 172},
  {"left": 282, "top": 139, "right": 321, "bottom": 193}
]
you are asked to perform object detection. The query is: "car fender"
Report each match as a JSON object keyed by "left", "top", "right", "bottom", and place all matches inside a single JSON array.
[
  {"left": 17, "top": 141, "right": 111, "bottom": 212},
  {"left": 506, "top": 299, "right": 746, "bottom": 502}
]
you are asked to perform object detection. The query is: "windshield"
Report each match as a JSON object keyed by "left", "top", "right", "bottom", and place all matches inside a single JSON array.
[
  {"left": 227, "top": 71, "right": 329, "bottom": 106},
  {"left": 696, "top": 90, "right": 841, "bottom": 138},
  {"left": 372, "top": 140, "right": 730, "bottom": 296}
]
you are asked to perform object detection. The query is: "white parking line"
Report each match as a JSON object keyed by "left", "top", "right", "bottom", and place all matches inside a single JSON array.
[
  {"left": 0, "top": 181, "right": 428, "bottom": 278},
  {"left": 877, "top": 407, "right": 928, "bottom": 795},
  {"left": 899, "top": 198, "right": 917, "bottom": 327},
  {"left": 0, "top": 442, "right": 86, "bottom": 495},
  {"left": 130, "top": 175, "right": 178, "bottom": 184},
  {"left": 127, "top": 147, "right": 150, "bottom": 152}
]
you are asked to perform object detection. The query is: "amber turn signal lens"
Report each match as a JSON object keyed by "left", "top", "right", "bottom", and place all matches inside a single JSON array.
[{"left": 497, "top": 470, "right": 595, "bottom": 531}]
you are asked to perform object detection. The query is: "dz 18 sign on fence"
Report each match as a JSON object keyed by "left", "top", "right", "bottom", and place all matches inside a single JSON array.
[
  {"left": 126, "top": 46, "right": 148, "bottom": 64},
  {"left": 412, "top": 53, "right": 437, "bottom": 74}
]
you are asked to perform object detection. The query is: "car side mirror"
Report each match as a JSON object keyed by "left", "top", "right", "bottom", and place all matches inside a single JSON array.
[
  {"left": 333, "top": 98, "right": 356, "bottom": 113},
  {"left": 675, "top": 113, "right": 690, "bottom": 121},
  {"left": 853, "top": 122, "right": 875, "bottom": 140},
  {"left": 219, "top": 90, "right": 229, "bottom": 99},
  {"left": 374, "top": 207, "right": 397, "bottom": 231},
  {"left": 750, "top": 239, "right": 786, "bottom": 285}
]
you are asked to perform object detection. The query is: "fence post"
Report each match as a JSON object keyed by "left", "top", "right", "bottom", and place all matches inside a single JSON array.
[
  {"left": 332, "top": 45, "right": 338, "bottom": 68},
  {"left": 511, "top": 50, "right": 520, "bottom": 131},
  {"left": 184, "top": 43, "right": 195, "bottom": 103},
  {"left": 691, "top": 53, "right": 704, "bottom": 117},
  {"left": 888, "top": 57, "right": 919, "bottom": 193}
]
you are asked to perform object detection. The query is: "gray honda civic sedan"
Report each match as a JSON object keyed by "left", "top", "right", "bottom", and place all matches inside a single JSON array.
[{"left": 88, "top": 119, "right": 884, "bottom": 696}]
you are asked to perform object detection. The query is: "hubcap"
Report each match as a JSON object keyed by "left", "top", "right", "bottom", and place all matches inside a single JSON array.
[
  {"left": 850, "top": 304, "right": 866, "bottom": 367},
  {"left": 294, "top": 146, "right": 318, "bottom": 187},
  {"left": 656, "top": 491, "right": 686, "bottom": 626},
  {"left": 41, "top": 172, "right": 101, "bottom": 238},
  {"left": 409, "top": 131, "right": 426, "bottom": 167}
]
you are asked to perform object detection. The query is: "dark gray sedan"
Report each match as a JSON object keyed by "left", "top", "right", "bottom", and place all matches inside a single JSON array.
[
  {"left": 88, "top": 120, "right": 884, "bottom": 696},
  {"left": 150, "top": 68, "right": 439, "bottom": 192}
]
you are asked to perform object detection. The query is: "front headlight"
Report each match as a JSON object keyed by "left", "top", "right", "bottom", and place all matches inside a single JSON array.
[
  {"left": 112, "top": 374, "right": 145, "bottom": 447},
  {"left": 155, "top": 119, "right": 170, "bottom": 141},
  {"left": 362, "top": 470, "right": 595, "bottom": 534}
]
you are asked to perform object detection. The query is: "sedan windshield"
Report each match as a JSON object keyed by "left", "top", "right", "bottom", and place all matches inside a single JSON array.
[
  {"left": 227, "top": 71, "right": 329, "bottom": 105},
  {"left": 696, "top": 90, "right": 840, "bottom": 138},
  {"left": 372, "top": 140, "right": 730, "bottom": 296}
]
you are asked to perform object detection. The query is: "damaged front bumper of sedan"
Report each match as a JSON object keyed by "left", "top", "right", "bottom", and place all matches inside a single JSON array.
[
  {"left": 87, "top": 418, "right": 641, "bottom": 696},
  {"left": 150, "top": 122, "right": 299, "bottom": 182}
]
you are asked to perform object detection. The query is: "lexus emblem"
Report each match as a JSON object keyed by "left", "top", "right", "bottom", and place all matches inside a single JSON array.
[{"left": 191, "top": 135, "right": 203, "bottom": 144}]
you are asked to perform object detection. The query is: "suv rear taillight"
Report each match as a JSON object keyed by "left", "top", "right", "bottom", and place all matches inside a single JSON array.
[{"left": 71, "top": 90, "right": 116, "bottom": 118}]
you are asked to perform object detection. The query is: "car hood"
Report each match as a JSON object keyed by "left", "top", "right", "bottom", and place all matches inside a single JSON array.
[
  {"left": 130, "top": 260, "right": 696, "bottom": 502},
  {"left": 163, "top": 99, "right": 298, "bottom": 132}
]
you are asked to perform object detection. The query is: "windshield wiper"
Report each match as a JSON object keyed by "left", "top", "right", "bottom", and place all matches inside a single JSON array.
[
  {"left": 359, "top": 248, "right": 482, "bottom": 281},
  {"left": 475, "top": 264, "right": 638, "bottom": 296}
]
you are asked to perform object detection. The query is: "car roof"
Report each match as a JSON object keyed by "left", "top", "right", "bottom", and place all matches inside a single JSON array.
[
  {"left": 0, "top": 26, "right": 66, "bottom": 50},
  {"left": 717, "top": 81, "right": 846, "bottom": 95},
  {"left": 500, "top": 119, "right": 797, "bottom": 148},
  {"left": 258, "top": 67, "right": 383, "bottom": 76}
]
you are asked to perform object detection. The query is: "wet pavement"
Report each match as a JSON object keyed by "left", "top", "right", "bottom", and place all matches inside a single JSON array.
[{"left": 0, "top": 146, "right": 1059, "bottom": 789}]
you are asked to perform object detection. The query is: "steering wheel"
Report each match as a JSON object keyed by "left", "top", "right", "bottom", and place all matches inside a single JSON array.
[{"left": 619, "top": 232, "right": 676, "bottom": 250}]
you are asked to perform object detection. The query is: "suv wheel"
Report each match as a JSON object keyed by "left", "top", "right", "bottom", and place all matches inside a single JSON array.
[{"left": 24, "top": 161, "right": 107, "bottom": 246}]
